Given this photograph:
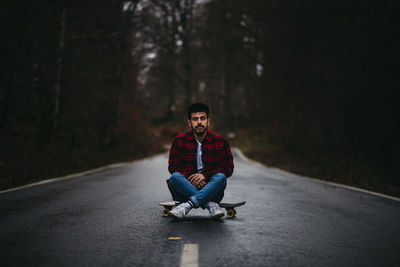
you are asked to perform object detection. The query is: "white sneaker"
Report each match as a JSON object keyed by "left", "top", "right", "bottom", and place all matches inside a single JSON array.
[
  {"left": 207, "top": 202, "right": 224, "bottom": 219},
  {"left": 168, "top": 202, "right": 192, "bottom": 219}
]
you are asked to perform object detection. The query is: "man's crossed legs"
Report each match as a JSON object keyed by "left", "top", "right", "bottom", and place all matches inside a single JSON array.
[{"left": 168, "top": 172, "right": 227, "bottom": 219}]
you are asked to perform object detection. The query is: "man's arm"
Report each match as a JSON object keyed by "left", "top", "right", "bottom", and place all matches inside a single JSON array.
[
  {"left": 168, "top": 137, "right": 190, "bottom": 177},
  {"left": 203, "top": 139, "right": 234, "bottom": 181}
]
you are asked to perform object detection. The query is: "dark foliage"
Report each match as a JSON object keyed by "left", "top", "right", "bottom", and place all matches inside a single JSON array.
[
  {"left": 132, "top": 0, "right": 400, "bottom": 194},
  {"left": 0, "top": 0, "right": 159, "bottom": 189},
  {"left": 1, "top": 0, "right": 399, "bottom": 195}
]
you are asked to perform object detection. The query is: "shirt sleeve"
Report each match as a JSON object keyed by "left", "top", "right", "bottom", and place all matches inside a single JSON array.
[
  {"left": 168, "top": 137, "right": 190, "bottom": 177},
  {"left": 203, "top": 139, "right": 234, "bottom": 181}
]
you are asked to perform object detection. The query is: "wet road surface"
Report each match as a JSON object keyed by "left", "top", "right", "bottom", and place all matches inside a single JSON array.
[{"left": 1, "top": 149, "right": 400, "bottom": 266}]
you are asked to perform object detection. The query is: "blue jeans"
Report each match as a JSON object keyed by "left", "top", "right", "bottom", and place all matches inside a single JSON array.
[{"left": 169, "top": 172, "right": 227, "bottom": 208}]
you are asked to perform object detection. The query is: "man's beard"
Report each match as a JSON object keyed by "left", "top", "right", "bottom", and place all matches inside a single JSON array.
[{"left": 193, "top": 125, "right": 207, "bottom": 135}]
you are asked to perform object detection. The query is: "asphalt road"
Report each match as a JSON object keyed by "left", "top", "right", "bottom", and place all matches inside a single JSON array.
[{"left": 1, "top": 149, "right": 400, "bottom": 266}]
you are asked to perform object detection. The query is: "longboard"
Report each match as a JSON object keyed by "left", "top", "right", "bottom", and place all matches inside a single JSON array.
[
  {"left": 219, "top": 201, "right": 246, "bottom": 218},
  {"left": 159, "top": 201, "right": 180, "bottom": 217},
  {"left": 159, "top": 201, "right": 246, "bottom": 218}
]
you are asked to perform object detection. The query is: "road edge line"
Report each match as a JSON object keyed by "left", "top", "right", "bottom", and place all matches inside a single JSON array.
[
  {"left": 232, "top": 147, "right": 400, "bottom": 203},
  {"left": 3, "top": 148, "right": 399, "bottom": 202},
  {"left": 0, "top": 161, "right": 131, "bottom": 194},
  {"left": 0, "top": 151, "right": 170, "bottom": 195},
  {"left": 269, "top": 167, "right": 400, "bottom": 203}
]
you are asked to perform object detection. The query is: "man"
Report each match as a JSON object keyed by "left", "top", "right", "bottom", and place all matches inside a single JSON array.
[{"left": 167, "top": 103, "right": 234, "bottom": 219}]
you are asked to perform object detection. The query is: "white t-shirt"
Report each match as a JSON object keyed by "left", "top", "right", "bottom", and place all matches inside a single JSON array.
[{"left": 196, "top": 139, "right": 204, "bottom": 173}]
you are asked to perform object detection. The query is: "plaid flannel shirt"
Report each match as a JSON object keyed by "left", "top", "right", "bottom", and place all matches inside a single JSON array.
[{"left": 168, "top": 130, "right": 234, "bottom": 181}]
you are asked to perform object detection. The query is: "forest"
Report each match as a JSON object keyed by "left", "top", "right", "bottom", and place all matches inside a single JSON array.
[{"left": 1, "top": 0, "right": 399, "bottom": 196}]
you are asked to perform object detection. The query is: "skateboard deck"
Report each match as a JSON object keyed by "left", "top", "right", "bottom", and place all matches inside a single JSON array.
[{"left": 159, "top": 200, "right": 246, "bottom": 218}]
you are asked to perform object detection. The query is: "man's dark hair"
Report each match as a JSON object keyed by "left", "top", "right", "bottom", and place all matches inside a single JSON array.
[{"left": 187, "top": 103, "right": 209, "bottom": 119}]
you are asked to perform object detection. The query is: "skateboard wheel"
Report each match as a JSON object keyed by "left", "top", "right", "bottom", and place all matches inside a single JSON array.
[
  {"left": 162, "top": 209, "right": 170, "bottom": 217},
  {"left": 233, "top": 209, "right": 237, "bottom": 216},
  {"left": 227, "top": 209, "right": 235, "bottom": 218}
]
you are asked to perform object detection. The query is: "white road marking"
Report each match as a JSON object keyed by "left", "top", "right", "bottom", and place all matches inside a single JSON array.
[
  {"left": 2, "top": 148, "right": 399, "bottom": 203},
  {"left": 180, "top": 243, "right": 199, "bottom": 267},
  {"left": 268, "top": 167, "right": 400, "bottom": 202},
  {"left": 232, "top": 147, "right": 400, "bottom": 202},
  {"left": 0, "top": 152, "right": 169, "bottom": 194},
  {"left": 0, "top": 162, "right": 130, "bottom": 194}
]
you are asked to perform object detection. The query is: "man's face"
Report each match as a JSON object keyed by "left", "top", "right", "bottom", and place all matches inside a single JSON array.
[{"left": 188, "top": 112, "right": 209, "bottom": 135}]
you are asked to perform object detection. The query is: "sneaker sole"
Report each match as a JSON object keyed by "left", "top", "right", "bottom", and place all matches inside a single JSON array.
[
  {"left": 212, "top": 212, "right": 225, "bottom": 219},
  {"left": 167, "top": 210, "right": 183, "bottom": 220}
]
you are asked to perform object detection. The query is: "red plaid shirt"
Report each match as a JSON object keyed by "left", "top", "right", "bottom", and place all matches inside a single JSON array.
[{"left": 168, "top": 130, "right": 234, "bottom": 181}]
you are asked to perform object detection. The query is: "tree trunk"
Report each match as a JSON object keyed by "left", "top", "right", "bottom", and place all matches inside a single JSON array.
[
  {"left": 36, "top": 7, "right": 66, "bottom": 148},
  {"left": 0, "top": 70, "right": 13, "bottom": 131},
  {"left": 53, "top": 7, "right": 66, "bottom": 131}
]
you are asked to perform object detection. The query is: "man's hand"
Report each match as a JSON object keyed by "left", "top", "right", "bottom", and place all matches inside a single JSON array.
[{"left": 188, "top": 173, "right": 207, "bottom": 189}]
